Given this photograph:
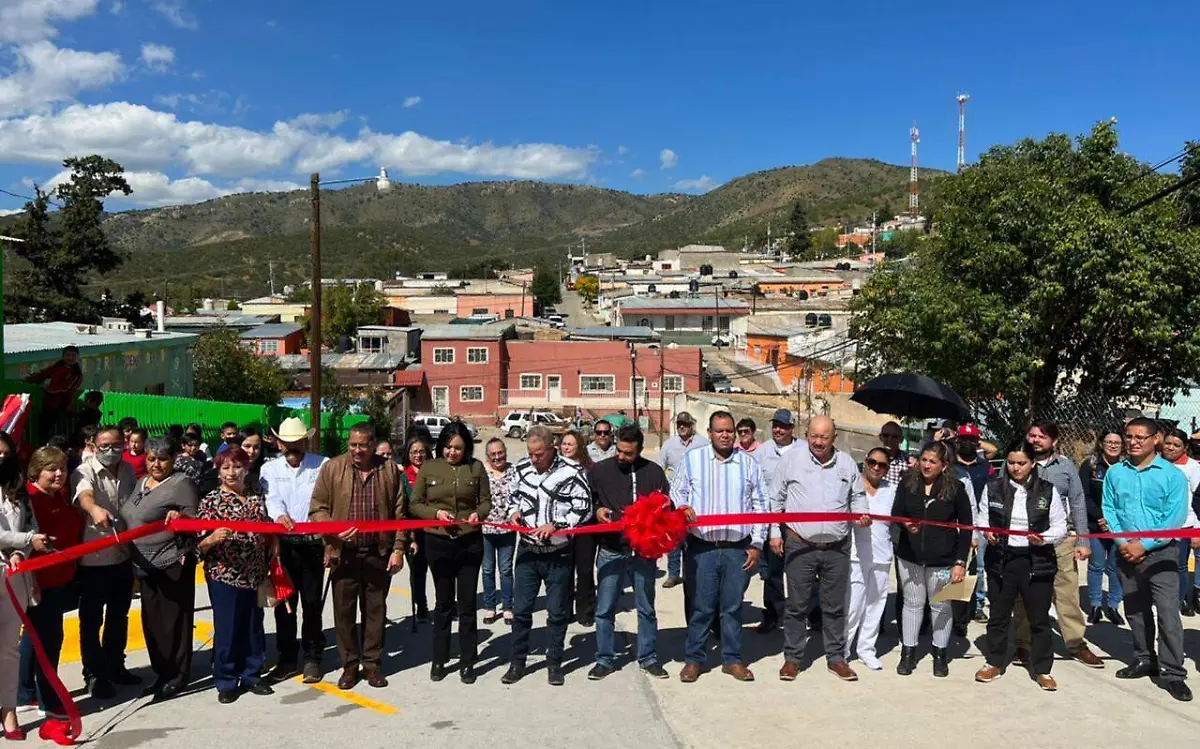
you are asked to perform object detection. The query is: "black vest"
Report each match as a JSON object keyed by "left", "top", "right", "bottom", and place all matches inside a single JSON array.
[{"left": 983, "top": 475, "right": 1057, "bottom": 577}]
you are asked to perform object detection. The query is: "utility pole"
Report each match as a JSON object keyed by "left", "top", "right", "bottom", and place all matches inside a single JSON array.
[
  {"left": 657, "top": 343, "right": 667, "bottom": 446},
  {"left": 957, "top": 93, "right": 970, "bottom": 173},
  {"left": 520, "top": 281, "right": 527, "bottom": 318},
  {"left": 872, "top": 211, "right": 877, "bottom": 254},
  {"left": 581, "top": 236, "right": 587, "bottom": 268},
  {"left": 630, "top": 345, "right": 638, "bottom": 422},
  {"left": 269, "top": 259, "right": 276, "bottom": 296},
  {"left": 309, "top": 173, "right": 323, "bottom": 454},
  {"left": 909, "top": 122, "right": 920, "bottom": 219}
]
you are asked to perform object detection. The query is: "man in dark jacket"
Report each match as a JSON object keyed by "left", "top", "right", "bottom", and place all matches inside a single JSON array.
[{"left": 588, "top": 425, "right": 671, "bottom": 681}]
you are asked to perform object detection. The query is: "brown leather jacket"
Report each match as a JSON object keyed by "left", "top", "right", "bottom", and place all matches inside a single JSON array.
[{"left": 308, "top": 453, "right": 409, "bottom": 559}]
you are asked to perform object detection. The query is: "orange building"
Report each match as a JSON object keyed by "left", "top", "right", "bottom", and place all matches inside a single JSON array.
[
  {"left": 754, "top": 277, "right": 847, "bottom": 298},
  {"left": 456, "top": 293, "right": 533, "bottom": 320},
  {"left": 745, "top": 330, "right": 855, "bottom": 394}
]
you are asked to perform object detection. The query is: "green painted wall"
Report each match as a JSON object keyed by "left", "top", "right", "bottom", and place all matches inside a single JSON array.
[{"left": 5, "top": 343, "right": 194, "bottom": 398}]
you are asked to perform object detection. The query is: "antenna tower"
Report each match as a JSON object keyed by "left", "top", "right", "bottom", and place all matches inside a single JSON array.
[
  {"left": 956, "top": 93, "right": 970, "bottom": 172},
  {"left": 909, "top": 122, "right": 920, "bottom": 218}
]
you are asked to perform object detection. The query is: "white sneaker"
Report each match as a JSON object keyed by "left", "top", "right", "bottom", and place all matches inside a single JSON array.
[{"left": 859, "top": 654, "right": 883, "bottom": 671}]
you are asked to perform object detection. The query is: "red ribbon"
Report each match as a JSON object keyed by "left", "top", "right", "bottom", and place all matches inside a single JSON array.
[
  {"left": 3, "top": 575, "right": 80, "bottom": 745},
  {"left": 6, "top": 509, "right": 1197, "bottom": 740}
]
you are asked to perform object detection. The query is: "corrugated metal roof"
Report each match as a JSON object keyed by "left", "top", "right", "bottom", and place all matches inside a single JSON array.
[
  {"left": 419, "top": 323, "right": 514, "bottom": 341},
  {"left": 569, "top": 326, "right": 660, "bottom": 340},
  {"left": 240, "top": 323, "right": 304, "bottom": 339},
  {"left": 4, "top": 322, "right": 196, "bottom": 356},
  {"left": 165, "top": 313, "right": 276, "bottom": 329},
  {"left": 617, "top": 297, "right": 750, "bottom": 311},
  {"left": 274, "top": 353, "right": 405, "bottom": 371}
]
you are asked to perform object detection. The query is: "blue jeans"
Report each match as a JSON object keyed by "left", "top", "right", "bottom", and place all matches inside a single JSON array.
[
  {"left": 1088, "top": 538, "right": 1123, "bottom": 608},
  {"left": 683, "top": 536, "right": 753, "bottom": 666},
  {"left": 481, "top": 532, "right": 516, "bottom": 611},
  {"left": 667, "top": 546, "right": 682, "bottom": 579},
  {"left": 17, "top": 584, "right": 73, "bottom": 713},
  {"left": 510, "top": 548, "right": 572, "bottom": 665},
  {"left": 207, "top": 576, "right": 266, "bottom": 693},
  {"left": 595, "top": 548, "right": 658, "bottom": 668}
]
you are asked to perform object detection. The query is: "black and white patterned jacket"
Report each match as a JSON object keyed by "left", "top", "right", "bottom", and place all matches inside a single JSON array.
[{"left": 512, "top": 454, "right": 592, "bottom": 552}]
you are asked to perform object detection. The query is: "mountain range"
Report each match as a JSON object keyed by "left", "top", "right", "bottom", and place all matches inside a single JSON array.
[{"left": 4, "top": 157, "right": 948, "bottom": 301}]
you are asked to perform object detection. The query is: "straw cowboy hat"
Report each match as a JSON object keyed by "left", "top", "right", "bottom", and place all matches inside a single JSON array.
[{"left": 272, "top": 417, "right": 315, "bottom": 443}]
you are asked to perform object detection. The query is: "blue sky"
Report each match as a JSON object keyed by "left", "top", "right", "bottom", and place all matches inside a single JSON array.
[{"left": 1, "top": 0, "right": 1197, "bottom": 213}]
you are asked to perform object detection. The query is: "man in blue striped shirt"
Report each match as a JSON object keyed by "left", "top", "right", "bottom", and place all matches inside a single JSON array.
[{"left": 671, "top": 410, "right": 766, "bottom": 683}]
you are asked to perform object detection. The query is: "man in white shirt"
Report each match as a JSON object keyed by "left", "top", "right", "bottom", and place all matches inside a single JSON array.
[
  {"left": 262, "top": 417, "right": 329, "bottom": 684},
  {"left": 771, "top": 416, "right": 869, "bottom": 682},
  {"left": 587, "top": 421, "right": 617, "bottom": 463},
  {"left": 656, "top": 411, "right": 708, "bottom": 588},
  {"left": 72, "top": 425, "right": 140, "bottom": 699}
]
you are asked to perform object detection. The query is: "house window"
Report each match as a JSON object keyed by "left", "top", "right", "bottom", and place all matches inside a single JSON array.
[
  {"left": 665, "top": 315, "right": 675, "bottom": 331},
  {"left": 702, "top": 316, "right": 713, "bottom": 332},
  {"left": 519, "top": 374, "right": 543, "bottom": 390},
  {"left": 433, "top": 347, "right": 455, "bottom": 364},
  {"left": 467, "top": 347, "right": 488, "bottom": 364},
  {"left": 460, "top": 385, "right": 484, "bottom": 402},
  {"left": 638, "top": 317, "right": 651, "bottom": 328},
  {"left": 259, "top": 340, "right": 279, "bottom": 355},
  {"left": 631, "top": 377, "right": 647, "bottom": 397},
  {"left": 472, "top": 307, "right": 489, "bottom": 316},
  {"left": 360, "top": 336, "right": 386, "bottom": 353},
  {"left": 718, "top": 315, "right": 730, "bottom": 332},
  {"left": 580, "top": 375, "right": 616, "bottom": 394},
  {"left": 505, "top": 309, "right": 514, "bottom": 319},
  {"left": 663, "top": 375, "right": 684, "bottom": 393}
]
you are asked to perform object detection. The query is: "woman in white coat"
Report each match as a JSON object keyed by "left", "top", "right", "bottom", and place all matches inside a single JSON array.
[
  {"left": 844, "top": 447, "right": 896, "bottom": 670},
  {"left": 0, "top": 431, "right": 50, "bottom": 740}
]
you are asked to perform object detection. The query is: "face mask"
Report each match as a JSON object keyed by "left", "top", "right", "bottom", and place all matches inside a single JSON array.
[
  {"left": 224, "top": 436, "right": 239, "bottom": 445},
  {"left": 96, "top": 449, "right": 123, "bottom": 468},
  {"left": 957, "top": 442, "right": 977, "bottom": 460}
]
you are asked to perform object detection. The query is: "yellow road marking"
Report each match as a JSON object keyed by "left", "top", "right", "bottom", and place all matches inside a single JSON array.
[
  {"left": 388, "top": 587, "right": 410, "bottom": 597},
  {"left": 59, "top": 611, "right": 214, "bottom": 664},
  {"left": 294, "top": 677, "right": 399, "bottom": 715}
]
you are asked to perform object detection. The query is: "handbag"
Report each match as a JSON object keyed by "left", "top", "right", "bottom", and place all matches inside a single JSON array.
[{"left": 257, "top": 557, "right": 295, "bottom": 610}]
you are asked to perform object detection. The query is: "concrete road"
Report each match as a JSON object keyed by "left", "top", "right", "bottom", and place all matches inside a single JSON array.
[
  {"left": 556, "top": 288, "right": 603, "bottom": 328},
  {"left": 33, "top": 563, "right": 1200, "bottom": 749}
]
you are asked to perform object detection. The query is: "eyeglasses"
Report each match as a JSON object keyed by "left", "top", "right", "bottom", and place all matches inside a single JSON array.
[
  {"left": 864, "top": 459, "right": 887, "bottom": 469},
  {"left": 1126, "top": 433, "right": 1155, "bottom": 443}
]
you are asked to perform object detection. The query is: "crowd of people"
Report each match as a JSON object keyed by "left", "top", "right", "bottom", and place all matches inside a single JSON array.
[{"left": 1, "top": 398, "right": 1199, "bottom": 737}]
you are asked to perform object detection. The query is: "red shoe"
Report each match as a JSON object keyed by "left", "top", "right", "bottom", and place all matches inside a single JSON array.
[{"left": 2, "top": 728, "right": 27, "bottom": 740}]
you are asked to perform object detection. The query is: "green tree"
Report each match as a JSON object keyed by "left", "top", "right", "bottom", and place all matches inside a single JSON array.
[
  {"left": 785, "top": 201, "right": 812, "bottom": 258},
  {"left": 850, "top": 121, "right": 1200, "bottom": 438},
  {"left": 319, "top": 364, "right": 357, "bottom": 455},
  {"left": 575, "top": 275, "right": 599, "bottom": 303},
  {"left": 10, "top": 156, "right": 132, "bottom": 323},
  {"left": 323, "top": 282, "right": 385, "bottom": 349},
  {"left": 877, "top": 229, "right": 921, "bottom": 258},
  {"left": 360, "top": 386, "right": 395, "bottom": 439},
  {"left": 529, "top": 268, "right": 561, "bottom": 310},
  {"left": 193, "top": 328, "right": 288, "bottom": 406}
]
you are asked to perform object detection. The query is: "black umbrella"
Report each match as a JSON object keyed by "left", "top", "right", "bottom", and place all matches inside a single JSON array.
[{"left": 851, "top": 373, "right": 970, "bottom": 421}]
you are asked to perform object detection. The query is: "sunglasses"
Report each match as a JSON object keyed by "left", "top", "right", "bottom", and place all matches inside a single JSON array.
[
  {"left": 864, "top": 459, "right": 888, "bottom": 469},
  {"left": 594, "top": 429, "right": 611, "bottom": 436}
]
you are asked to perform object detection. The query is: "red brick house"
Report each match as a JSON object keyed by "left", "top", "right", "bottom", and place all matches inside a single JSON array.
[
  {"left": 241, "top": 323, "right": 305, "bottom": 356},
  {"left": 420, "top": 324, "right": 515, "bottom": 416}
]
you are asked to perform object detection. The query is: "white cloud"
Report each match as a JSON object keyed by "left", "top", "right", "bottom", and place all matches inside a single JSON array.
[
  {"left": 288, "top": 111, "right": 347, "bottom": 131},
  {"left": 617, "top": 145, "right": 629, "bottom": 155},
  {"left": 630, "top": 168, "right": 644, "bottom": 179},
  {"left": 0, "top": 40, "right": 124, "bottom": 117},
  {"left": 0, "top": 101, "right": 598, "bottom": 181},
  {"left": 659, "top": 148, "right": 677, "bottom": 169},
  {"left": 42, "top": 168, "right": 304, "bottom": 207},
  {"left": 0, "top": 0, "right": 99, "bottom": 44},
  {"left": 402, "top": 96, "right": 421, "bottom": 108},
  {"left": 673, "top": 175, "right": 719, "bottom": 193},
  {"left": 139, "top": 42, "right": 174, "bottom": 71},
  {"left": 0, "top": 207, "right": 26, "bottom": 216},
  {"left": 147, "top": 0, "right": 196, "bottom": 29}
]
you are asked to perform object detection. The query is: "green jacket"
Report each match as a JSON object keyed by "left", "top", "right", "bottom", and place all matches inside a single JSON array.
[{"left": 409, "top": 458, "right": 492, "bottom": 537}]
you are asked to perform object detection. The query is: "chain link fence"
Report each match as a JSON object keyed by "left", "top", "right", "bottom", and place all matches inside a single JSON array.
[{"left": 975, "top": 388, "right": 1200, "bottom": 463}]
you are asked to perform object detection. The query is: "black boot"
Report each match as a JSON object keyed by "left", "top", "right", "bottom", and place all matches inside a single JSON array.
[
  {"left": 1182, "top": 596, "right": 1195, "bottom": 617},
  {"left": 932, "top": 646, "right": 949, "bottom": 678},
  {"left": 896, "top": 646, "right": 916, "bottom": 676}
]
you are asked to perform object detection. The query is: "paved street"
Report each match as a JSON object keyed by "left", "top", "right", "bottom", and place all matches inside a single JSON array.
[
  {"left": 30, "top": 562, "right": 1200, "bottom": 748},
  {"left": 557, "top": 288, "right": 603, "bottom": 328}
]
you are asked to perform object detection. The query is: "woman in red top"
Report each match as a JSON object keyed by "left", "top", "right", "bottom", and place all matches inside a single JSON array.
[
  {"left": 123, "top": 428, "right": 149, "bottom": 479},
  {"left": 19, "top": 447, "right": 84, "bottom": 720},
  {"left": 402, "top": 437, "right": 430, "bottom": 622},
  {"left": 24, "top": 347, "right": 83, "bottom": 437}
]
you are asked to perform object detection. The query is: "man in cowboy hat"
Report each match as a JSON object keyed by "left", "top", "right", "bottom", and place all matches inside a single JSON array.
[{"left": 261, "top": 417, "right": 329, "bottom": 683}]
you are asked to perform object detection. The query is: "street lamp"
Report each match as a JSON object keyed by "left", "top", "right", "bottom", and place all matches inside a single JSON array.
[{"left": 309, "top": 168, "right": 392, "bottom": 452}]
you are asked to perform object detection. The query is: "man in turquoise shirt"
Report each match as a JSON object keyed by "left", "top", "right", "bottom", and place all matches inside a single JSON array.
[{"left": 1102, "top": 417, "right": 1191, "bottom": 701}]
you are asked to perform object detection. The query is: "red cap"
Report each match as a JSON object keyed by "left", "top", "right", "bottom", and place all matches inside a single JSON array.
[{"left": 957, "top": 424, "right": 981, "bottom": 439}]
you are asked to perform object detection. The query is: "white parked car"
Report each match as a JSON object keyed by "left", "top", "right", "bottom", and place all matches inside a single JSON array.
[
  {"left": 502, "top": 410, "right": 570, "bottom": 439},
  {"left": 410, "top": 414, "right": 479, "bottom": 441},
  {"left": 711, "top": 334, "right": 732, "bottom": 347}
]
